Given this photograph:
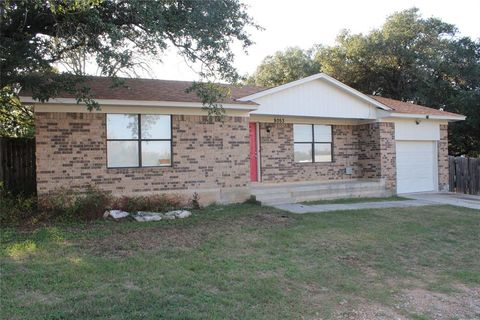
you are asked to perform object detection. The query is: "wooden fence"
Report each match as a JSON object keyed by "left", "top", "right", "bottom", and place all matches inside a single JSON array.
[
  {"left": 449, "top": 156, "right": 480, "bottom": 195},
  {"left": 0, "top": 137, "right": 36, "bottom": 195}
]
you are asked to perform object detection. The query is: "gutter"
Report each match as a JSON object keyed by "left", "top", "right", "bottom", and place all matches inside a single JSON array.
[{"left": 19, "top": 96, "right": 259, "bottom": 111}]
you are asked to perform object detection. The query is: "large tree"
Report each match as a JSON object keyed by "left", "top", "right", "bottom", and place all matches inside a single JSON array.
[
  {"left": 0, "top": 0, "right": 259, "bottom": 137},
  {"left": 246, "top": 47, "right": 320, "bottom": 87},
  {"left": 315, "top": 8, "right": 479, "bottom": 156}
]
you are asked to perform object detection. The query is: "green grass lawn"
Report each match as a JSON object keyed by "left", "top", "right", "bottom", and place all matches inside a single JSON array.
[
  {"left": 302, "top": 196, "right": 410, "bottom": 205},
  {"left": 1, "top": 204, "right": 479, "bottom": 319}
]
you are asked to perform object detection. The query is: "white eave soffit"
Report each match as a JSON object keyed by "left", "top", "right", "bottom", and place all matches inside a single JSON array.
[{"left": 237, "top": 73, "right": 392, "bottom": 111}]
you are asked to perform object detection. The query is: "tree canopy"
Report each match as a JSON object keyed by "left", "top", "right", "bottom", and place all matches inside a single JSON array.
[
  {"left": 247, "top": 9, "right": 480, "bottom": 156},
  {"left": 0, "top": 0, "right": 259, "bottom": 136},
  {"left": 246, "top": 47, "right": 319, "bottom": 87}
]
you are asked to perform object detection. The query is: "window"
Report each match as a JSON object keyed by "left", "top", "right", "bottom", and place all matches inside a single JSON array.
[
  {"left": 106, "top": 114, "right": 172, "bottom": 168},
  {"left": 293, "top": 124, "right": 332, "bottom": 163}
]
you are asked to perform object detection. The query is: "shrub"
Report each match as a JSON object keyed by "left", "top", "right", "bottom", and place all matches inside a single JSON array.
[
  {"left": 38, "top": 185, "right": 112, "bottom": 221},
  {"left": 244, "top": 195, "right": 261, "bottom": 205},
  {"left": 111, "top": 194, "right": 186, "bottom": 213},
  {"left": 190, "top": 192, "right": 201, "bottom": 209},
  {"left": 0, "top": 191, "right": 38, "bottom": 225},
  {"left": 2, "top": 184, "right": 190, "bottom": 225}
]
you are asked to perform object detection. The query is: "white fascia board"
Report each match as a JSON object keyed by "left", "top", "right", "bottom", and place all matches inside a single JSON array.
[
  {"left": 19, "top": 96, "right": 258, "bottom": 111},
  {"left": 388, "top": 112, "right": 466, "bottom": 121},
  {"left": 237, "top": 73, "right": 391, "bottom": 111}
]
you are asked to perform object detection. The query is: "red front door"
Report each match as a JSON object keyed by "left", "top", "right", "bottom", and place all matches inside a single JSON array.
[{"left": 249, "top": 122, "right": 258, "bottom": 182}]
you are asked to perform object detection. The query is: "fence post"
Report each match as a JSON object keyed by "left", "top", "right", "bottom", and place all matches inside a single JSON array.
[
  {"left": 0, "top": 137, "right": 36, "bottom": 195},
  {"left": 449, "top": 155, "right": 480, "bottom": 195}
]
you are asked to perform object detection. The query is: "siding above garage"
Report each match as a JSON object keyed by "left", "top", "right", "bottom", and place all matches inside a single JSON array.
[{"left": 394, "top": 119, "right": 442, "bottom": 141}]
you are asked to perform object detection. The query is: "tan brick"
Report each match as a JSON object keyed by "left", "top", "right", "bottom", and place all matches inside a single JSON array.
[
  {"left": 258, "top": 122, "right": 396, "bottom": 193},
  {"left": 35, "top": 112, "right": 250, "bottom": 204},
  {"left": 438, "top": 124, "right": 449, "bottom": 191}
]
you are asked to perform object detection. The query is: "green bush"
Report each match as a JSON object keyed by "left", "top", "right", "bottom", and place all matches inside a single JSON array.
[{"left": 0, "top": 191, "right": 37, "bottom": 225}]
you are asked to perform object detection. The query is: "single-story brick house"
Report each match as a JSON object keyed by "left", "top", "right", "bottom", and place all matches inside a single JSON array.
[{"left": 21, "top": 73, "right": 465, "bottom": 205}]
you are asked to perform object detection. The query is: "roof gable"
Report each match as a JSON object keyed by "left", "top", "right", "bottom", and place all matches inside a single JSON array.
[
  {"left": 249, "top": 77, "right": 383, "bottom": 119},
  {"left": 239, "top": 73, "right": 391, "bottom": 111}
]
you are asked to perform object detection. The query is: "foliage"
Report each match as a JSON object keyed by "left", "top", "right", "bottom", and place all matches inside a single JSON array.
[
  {"left": 0, "top": 88, "right": 35, "bottom": 137},
  {"left": 186, "top": 82, "right": 230, "bottom": 118},
  {"left": 0, "top": 0, "right": 259, "bottom": 136},
  {"left": 243, "top": 195, "right": 261, "bottom": 205},
  {"left": 315, "top": 8, "right": 480, "bottom": 156},
  {"left": 1, "top": 183, "right": 194, "bottom": 224},
  {"left": 111, "top": 194, "right": 187, "bottom": 213},
  {"left": 190, "top": 192, "right": 201, "bottom": 209},
  {"left": 37, "top": 185, "right": 112, "bottom": 221},
  {"left": 0, "top": 191, "right": 37, "bottom": 225},
  {"left": 246, "top": 47, "right": 320, "bottom": 87}
]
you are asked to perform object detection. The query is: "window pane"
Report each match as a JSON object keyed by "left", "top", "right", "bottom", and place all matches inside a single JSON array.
[
  {"left": 314, "top": 143, "right": 332, "bottom": 162},
  {"left": 141, "top": 141, "right": 171, "bottom": 166},
  {"left": 107, "top": 114, "right": 138, "bottom": 139},
  {"left": 294, "top": 143, "right": 312, "bottom": 163},
  {"left": 141, "top": 115, "right": 171, "bottom": 139},
  {"left": 293, "top": 124, "right": 312, "bottom": 142},
  {"left": 107, "top": 141, "right": 139, "bottom": 167},
  {"left": 314, "top": 125, "right": 331, "bottom": 142}
]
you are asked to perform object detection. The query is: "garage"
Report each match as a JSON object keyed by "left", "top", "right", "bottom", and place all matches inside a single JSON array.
[{"left": 396, "top": 141, "right": 438, "bottom": 194}]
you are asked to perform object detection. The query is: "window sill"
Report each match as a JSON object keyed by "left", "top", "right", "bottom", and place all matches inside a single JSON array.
[
  {"left": 106, "top": 165, "right": 173, "bottom": 173},
  {"left": 294, "top": 161, "right": 334, "bottom": 165}
]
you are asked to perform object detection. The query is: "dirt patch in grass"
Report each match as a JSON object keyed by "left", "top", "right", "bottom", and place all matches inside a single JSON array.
[
  {"left": 327, "top": 284, "right": 480, "bottom": 320},
  {"left": 333, "top": 299, "right": 405, "bottom": 320},
  {"left": 398, "top": 284, "right": 480, "bottom": 320},
  {"left": 77, "top": 212, "right": 294, "bottom": 257},
  {"left": 16, "top": 290, "right": 62, "bottom": 307}
]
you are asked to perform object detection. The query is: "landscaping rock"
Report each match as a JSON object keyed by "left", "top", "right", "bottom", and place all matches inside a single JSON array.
[
  {"left": 104, "top": 210, "right": 192, "bottom": 222},
  {"left": 134, "top": 211, "right": 163, "bottom": 222},
  {"left": 104, "top": 210, "right": 129, "bottom": 219},
  {"left": 165, "top": 210, "right": 192, "bottom": 219}
]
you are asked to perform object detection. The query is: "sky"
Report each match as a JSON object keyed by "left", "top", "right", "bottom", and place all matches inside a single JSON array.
[{"left": 104, "top": 0, "right": 480, "bottom": 81}]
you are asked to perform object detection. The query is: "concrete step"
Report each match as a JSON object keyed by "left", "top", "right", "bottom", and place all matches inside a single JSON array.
[
  {"left": 294, "top": 190, "right": 390, "bottom": 203},
  {"left": 251, "top": 179, "right": 388, "bottom": 205},
  {"left": 251, "top": 180, "right": 385, "bottom": 196}
]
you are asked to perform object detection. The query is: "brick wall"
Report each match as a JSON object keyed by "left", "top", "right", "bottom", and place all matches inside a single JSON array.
[
  {"left": 438, "top": 124, "right": 449, "bottom": 191},
  {"left": 258, "top": 122, "right": 397, "bottom": 192},
  {"left": 378, "top": 122, "right": 396, "bottom": 191},
  {"left": 357, "top": 123, "right": 381, "bottom": 179},
  {"left": 259, "top": 123, "right": 364, "bottom": 183},
  {"left": 35, "top": 112, "right": 250, "bottom": 204}
]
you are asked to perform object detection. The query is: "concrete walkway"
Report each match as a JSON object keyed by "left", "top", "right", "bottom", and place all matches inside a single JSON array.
[
  {"left": 272, "top": 192, "right": 480, "bottom": 214},
  {"left": 403, "top": 192, "right": 480, "bottom": 210},
  {"left": 273, "top": 199, "right": 433, "bottom": 214}
]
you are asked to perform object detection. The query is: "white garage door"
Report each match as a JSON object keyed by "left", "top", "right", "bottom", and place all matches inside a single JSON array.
[{"left": 396, "top": 141, "right": 437, "bottom": 194}]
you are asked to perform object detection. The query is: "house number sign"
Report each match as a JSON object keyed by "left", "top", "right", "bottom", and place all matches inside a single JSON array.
[{"left": 273, "top": 118, "right": 285, "bottom": 124}]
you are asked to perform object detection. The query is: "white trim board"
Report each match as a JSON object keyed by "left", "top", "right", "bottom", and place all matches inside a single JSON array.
[{"left": 20, "top": 96, "right": 258, "bottom": 111}]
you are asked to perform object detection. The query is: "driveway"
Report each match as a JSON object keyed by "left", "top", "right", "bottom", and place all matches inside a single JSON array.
[{"left": 403, "top": 192, "right": 480, "bottom": 210}]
